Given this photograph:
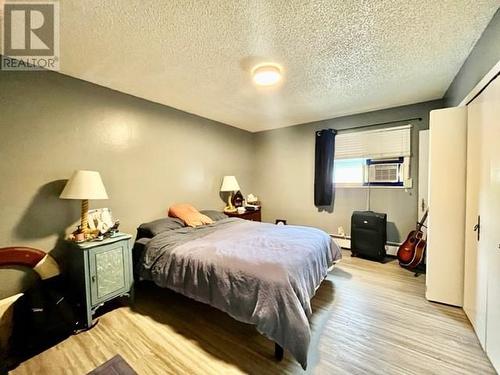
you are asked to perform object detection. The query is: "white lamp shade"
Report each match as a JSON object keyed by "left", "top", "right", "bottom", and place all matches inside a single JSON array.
[
  {"left": 220, "top": 176, "right": 240, "bottom": 192},
  {"left": 60, "top": 170, "right": 109, "bottom": 200}
]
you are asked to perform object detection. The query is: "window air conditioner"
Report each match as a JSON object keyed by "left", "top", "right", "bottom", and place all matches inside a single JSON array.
[{"left": 368, "top": 163, "right": 401, "bottom": 183}]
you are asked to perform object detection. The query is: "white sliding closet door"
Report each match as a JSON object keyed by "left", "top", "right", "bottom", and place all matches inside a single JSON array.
[
  {"left": 482, "top": 77, "right": 500, "bottom": 371},
  {"left": 464, "top": 98, "right": 487, "bottom": 348},
  {"left": 466, "top": 76, "right": 500, "bottom": 371}
]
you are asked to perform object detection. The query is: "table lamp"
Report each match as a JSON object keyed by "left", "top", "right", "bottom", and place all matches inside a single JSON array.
[
  {"left": 220, "top": 176, "right": 240, "bottom": 213},
  {"left": 60, "top": 170, "right": 109, "bottom": 232}
]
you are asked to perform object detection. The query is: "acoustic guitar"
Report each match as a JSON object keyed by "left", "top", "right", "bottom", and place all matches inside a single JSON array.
[{"left": 397, "top": 209, "right": 428, "bottom": 269}]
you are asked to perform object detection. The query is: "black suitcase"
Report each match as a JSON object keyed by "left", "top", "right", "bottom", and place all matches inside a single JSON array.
[{"left": 351, "top": 211, "right": 387, "bottom": 261}]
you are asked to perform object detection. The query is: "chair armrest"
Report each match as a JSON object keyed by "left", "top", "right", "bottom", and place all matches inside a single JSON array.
[{"left": 0, "top": 247, "right": 60, "bottom": 280}]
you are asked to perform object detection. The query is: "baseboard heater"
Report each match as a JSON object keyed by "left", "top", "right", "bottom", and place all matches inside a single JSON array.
[{"left": 330, "top": 234, "right": 400, "bottom": 256}]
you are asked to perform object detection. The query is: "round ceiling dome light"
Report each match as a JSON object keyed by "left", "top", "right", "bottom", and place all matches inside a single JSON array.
[{"left": 252, "top": 64, "right": 282, "bottom": 86}]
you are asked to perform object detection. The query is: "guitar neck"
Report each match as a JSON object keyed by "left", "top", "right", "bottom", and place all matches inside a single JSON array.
[{"left": 417, "top": 210, "right": 429, "bottom": 231}]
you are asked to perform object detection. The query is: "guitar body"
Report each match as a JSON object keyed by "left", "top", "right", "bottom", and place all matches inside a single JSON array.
[
  {"left": 398, "top": 208, "right": 428, "bottom": 270},
  {"left": 397, "top": 230, "right": 427, "bottom": 269}
]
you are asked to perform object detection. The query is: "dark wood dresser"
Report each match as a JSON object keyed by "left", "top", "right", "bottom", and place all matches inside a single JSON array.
[{"left": 225, "top": 210, "right": 261, "bottom": 222}]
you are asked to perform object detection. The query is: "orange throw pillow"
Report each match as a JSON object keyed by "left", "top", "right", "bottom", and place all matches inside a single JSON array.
[{"left": 168, "top": 203, "right": 214, "bottom": 227}]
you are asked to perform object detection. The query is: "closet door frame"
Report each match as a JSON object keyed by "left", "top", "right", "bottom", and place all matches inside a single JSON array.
[{"left": 417, "top": 129, "right": 429, "bottom": 237}]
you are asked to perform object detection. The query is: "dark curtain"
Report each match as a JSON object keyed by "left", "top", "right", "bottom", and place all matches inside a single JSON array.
[{"left": 314, "top": 128, "right": 337, "bottom": 206}]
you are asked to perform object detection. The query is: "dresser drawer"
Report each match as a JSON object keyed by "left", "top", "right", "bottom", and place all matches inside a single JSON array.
[
  {"left": 243, "top": 211, "right": 261, "bottom": 221},
  {"left": 226, "top": 210, "right": 261, "bottom": 222}
]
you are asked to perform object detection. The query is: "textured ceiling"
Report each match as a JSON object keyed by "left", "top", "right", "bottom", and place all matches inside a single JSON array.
[{"left": 57, "top": 1, "right": 498, "bottom": 132}]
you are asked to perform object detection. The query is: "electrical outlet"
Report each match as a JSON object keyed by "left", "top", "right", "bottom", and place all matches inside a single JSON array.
[{"left": 337, "top": 226, "right": 345, "bottom": 236}]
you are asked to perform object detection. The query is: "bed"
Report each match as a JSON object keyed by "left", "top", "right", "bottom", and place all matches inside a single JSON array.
[{"left": 133, "top": 211, "right": 341, "bottom": 369}]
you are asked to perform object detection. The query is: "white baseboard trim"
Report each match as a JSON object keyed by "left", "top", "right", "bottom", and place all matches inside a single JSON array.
[{"left": 330, "top": 234, "right": 400, "bottom": 256}]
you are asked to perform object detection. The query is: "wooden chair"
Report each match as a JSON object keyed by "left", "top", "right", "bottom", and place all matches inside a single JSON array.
[{"left": 0, "top": 247, "right": 60, "bottom": 357}]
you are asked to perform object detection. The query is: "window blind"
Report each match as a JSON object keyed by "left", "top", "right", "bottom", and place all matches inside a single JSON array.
[{"left": 335, "top": 124, "right": 411, "bottom": 159}]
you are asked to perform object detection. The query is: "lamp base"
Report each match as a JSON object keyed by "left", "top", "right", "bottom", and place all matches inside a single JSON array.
[
  {"left": 81, "top": 199, "right": 89, "bottom": 234},
  {"left": 224, "top": 192, "right": 237, "bottom": 213}
]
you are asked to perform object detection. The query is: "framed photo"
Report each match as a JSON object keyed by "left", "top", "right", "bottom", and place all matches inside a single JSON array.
[{"left": 88, "top": 208, "right": 114, "bottom": 233}]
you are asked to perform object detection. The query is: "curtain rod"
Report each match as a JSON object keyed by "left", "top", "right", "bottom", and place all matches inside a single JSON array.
[{"left": 334, "top": 117, "right": 422, "bottom": 132}]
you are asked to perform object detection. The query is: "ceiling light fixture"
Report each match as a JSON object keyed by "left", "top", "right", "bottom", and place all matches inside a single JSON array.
[{"left": 252, "top": 64, "right": 282, "bottom": 86}]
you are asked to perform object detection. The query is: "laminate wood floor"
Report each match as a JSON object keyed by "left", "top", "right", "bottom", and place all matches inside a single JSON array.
[{"left": 11, "top": 251, "right": 494, "bottom": 374}]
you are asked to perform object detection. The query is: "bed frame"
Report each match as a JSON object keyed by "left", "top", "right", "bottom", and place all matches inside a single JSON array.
[
  {"left": 132, "top": 237, "right": 287, "bottom": 361},
  {"left": 275, "top": 344, "right": 284, "bottom": 360}
]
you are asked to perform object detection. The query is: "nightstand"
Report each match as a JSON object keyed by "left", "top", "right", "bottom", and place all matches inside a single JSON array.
[
  {"left": 66, "top": 233, "right": 133, "bottom": 329},
  {"left": 225, "top": 210, "right": 261, "bottom": 222}
]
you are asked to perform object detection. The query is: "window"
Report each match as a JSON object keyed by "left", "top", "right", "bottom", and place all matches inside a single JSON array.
[
  {"left": 334, "top": 158, "right": 365, "bottom": 185},
  {"left": 334, "top": 157, "right": 409, "bottom": 187},
  {"left": 333, "top": 125, "right": 412, "bottom": 188}
]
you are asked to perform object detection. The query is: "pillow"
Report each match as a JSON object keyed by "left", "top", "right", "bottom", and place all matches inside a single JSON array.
[
  {"left": 200, "top": 210, "right": 228, "bottom": 221},
  {"left": 168, "top": 204, "right": 214, "bottom": 227},
  {"left": 137, "top": 217, "right": 185, "bottom": 238}
]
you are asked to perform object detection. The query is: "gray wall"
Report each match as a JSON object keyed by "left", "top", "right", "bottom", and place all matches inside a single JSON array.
[
  {"left": 253, "top": 100, "right": 443, "bottom": 242},
  {"left": 0, "top": 70, "right": 255, "bottom": 253},
  {"left": 5, "top": 5, "right": 495, "bottom": 254},
  {"left": 444, "top": 9, "right": 500, "bottom": 106}
]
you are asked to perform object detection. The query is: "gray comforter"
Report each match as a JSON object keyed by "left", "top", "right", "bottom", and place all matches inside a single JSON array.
[{"left": 139, "top": 218, "right": 341, "bottom": 369}]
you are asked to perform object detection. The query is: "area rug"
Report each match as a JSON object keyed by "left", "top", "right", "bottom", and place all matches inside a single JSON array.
[{"left": 87, "top": 354, "right": 137, "bottom": 375}]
